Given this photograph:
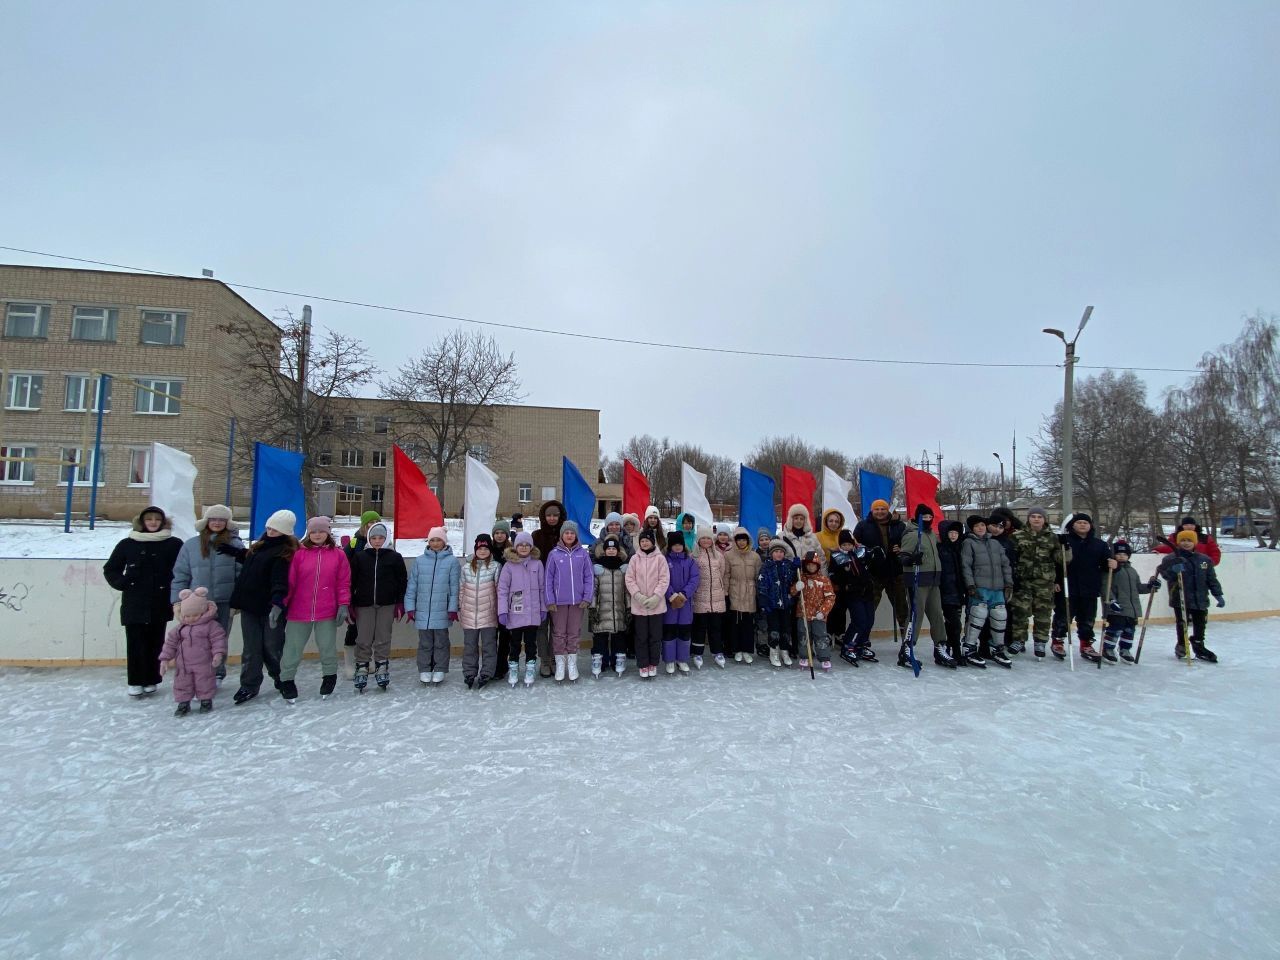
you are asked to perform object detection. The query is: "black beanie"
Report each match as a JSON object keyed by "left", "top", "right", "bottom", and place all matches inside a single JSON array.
[
  {"left": 966, "top": 514, "right": 987, "bottom": 531},
  {"left": 838, "top": 529, "right": 855, "bottom": 545}
]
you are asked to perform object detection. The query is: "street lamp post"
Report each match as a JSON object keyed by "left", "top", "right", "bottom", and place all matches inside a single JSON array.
[
  {"left": 1043, "top": 306, "right": 1093, "bottom": 523},
  {"left": 992, "top": 452, "right": 1007, "bottom": 508}
]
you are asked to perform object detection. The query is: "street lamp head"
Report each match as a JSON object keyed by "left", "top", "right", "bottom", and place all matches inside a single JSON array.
[
  {"left": 992, "top": 452, "right": 1001, "bottom": 461},
  {"left": 1043, "top": 327, "right": 1066, "bottom": 341},
  {"left": 1076, "top": 305, "right": 1094, "bottom": 337}
]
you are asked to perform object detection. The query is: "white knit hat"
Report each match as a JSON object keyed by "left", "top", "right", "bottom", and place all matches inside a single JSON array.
[{"left": 265, "top": 509, "right": 297, "bottom": 536}]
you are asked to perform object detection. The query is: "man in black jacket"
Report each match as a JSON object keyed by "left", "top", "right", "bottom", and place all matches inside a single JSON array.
[
  {"left": 852, "top": 499, "right": 908, "bottom": 635},
  {"left": 1062, "top": 513, "right": 1117, "bottom": 663}
]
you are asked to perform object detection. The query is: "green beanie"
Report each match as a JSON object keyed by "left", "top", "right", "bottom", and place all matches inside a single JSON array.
[{"left": 360, "top": 510, "right": 382, "bottom": 527}]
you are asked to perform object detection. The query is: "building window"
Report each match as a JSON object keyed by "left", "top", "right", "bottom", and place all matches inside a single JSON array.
[
  {"left": 341, "top": 449, "right": 364, "bottom": 468},
  {"left": 64, "top": 375, "right": 112, "bottom": 413},
  {"left": 60, "top": 447, "right": 106, "bottom": 486},
  {"left": 468, "top": 443, "right": 490, "bottom": 464},
  {"left": 371, "top": 450, "right": 387, "bottom": 469},
  {"left": 127, "top": 447, "right": 151, "bottom": 486},
  {"left": 139, "top": 310, "right": 188, "bottom": 346},
  {"left": 71, "top": 306, "right": 118, "bottom": 342},
  {"left": 134, "top": 378, "right": 182, "bottom": 415},
  {"left": 370, "top": 484, "right": 384, "bottom": 505},
  {"left": 3, "top": 303, "right": 50, "bottom": 339},
  {"left": 374, "top": 416, "right": 391, "bottom": 434},
  {"left": 5, "top": 373, "right": 43, "bottom": 410},
  {"left": 316, "top": 450, "right": 332, "bottom": 467},
  {"left": 321, "top": 415, "right": 334, "bottom": 432},
  {"left": 541, "top": 486, "right": 556, "bottom": 500},
  {"left": 0, "top": 445, "right": 36, "bottom": 484},
  {"left": 338, "top": 483, "right": 363, "bottom": 507},
  {"left": 518, "top": 483, "right": 532, "bottom": 503},
  {"left": 343, "top": 415, "right": 365, "bottom": 433}
]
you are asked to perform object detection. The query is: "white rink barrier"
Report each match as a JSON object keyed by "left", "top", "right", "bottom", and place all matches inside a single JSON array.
[{"left": 0, "top": 550, "right": 1276, "bottom": 665}]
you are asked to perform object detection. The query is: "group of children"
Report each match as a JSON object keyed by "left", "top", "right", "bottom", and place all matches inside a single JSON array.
[{"left": 138, "top": 501, "right": 1229, "bottom": 715}]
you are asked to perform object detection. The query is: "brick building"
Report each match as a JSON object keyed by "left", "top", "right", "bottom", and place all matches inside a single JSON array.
[{"left": 0, "top": 265, "right": 604, "bottom": 522}]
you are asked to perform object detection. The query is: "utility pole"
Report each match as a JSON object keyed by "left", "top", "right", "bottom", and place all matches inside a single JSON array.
[
  {"left": 1011, "top": 430, "right": 1017, "bottom": 500},
  {"left": 296, "top": 304, "right": 312, "bottom": 453},
  {"left": 993, "top": 452, "right": 1007, "bottom": 507},
  {"left": 1044, "top": 306, "right": 1093, "bottom": 522}
]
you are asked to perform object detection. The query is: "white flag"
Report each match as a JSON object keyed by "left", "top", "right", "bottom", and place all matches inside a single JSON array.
[
  {"left": 822, "top": 465, "right": 859, "bottom": 526},
  {"left": 150, "top": 442, "right": 198, "bottom": 541},
  {"left": 463, "top": 455, "right": 500, "bottom": 555},
  {"left": 680, "top": 461, "right": 713, "bottom": 527}
]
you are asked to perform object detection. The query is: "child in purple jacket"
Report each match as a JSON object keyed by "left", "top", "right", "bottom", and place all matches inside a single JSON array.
[
  {"left": 662, "top": 536, "right": 700, "bottom": 674},
  {"left": 544, "top": 521, "right": 594, "bottom": 682},
  {"left": 498, "top": 531, "right": 546, "bottom": 688},
  {"left": 159, "top": 587, "right": 228, "bottom": 716}
]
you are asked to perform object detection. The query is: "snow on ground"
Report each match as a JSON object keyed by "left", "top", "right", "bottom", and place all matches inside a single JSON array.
[{"left": 2, "top": 620, "right": 1277, "bottom": 959}]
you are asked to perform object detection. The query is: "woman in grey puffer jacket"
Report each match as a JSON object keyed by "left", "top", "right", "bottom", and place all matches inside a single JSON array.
[
  {"left": 959, "top": 515, "right": 1014, "bottom": 667},
  {"left": 170, "top": 505, "right": 244, "bottom": 644}
]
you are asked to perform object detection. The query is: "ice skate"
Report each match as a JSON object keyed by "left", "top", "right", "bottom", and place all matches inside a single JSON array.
[
  {"left": 127, "top": 685, "right": 144, "bottom": 697},
  {"left": 1120, "top": 649, "right": 1137, "bottom": 664},
  {"left": 554, "top": 655, "right": 567, "bottom": 682},
  {"left": 839, "top": 648, "right": 861, "bottom": 668},
  {"left": 431, "top": 671, "right": 445, "bottom": 684},
  {"left": 714, "top": 654, "right": 726, "bottom": 668},
  {"left": 856, "top": 643, "right": 878, "bottom": 663},
  {"left": 464, "top": 676, "right": 475, "bottom": 689},
  {"left": 354, "top": 662, "right": 369, "bottom": 693},
  {"left": 233, "top": 687, "right": 257, "bottom": 704},
  {"left": 174, "top": 701, "right": 191, "bottom": 716},
  {"left": 1102, "top": 645, "right": 1118, "bottom": 663},
  {"left": 989, "top": 646, "right": 1013, "bottom": 668},
  {"left": 1033, "top": 640, "right": 1047, "bottom": 658},
  {"left": 142, "top": 685, "right": 157, "bottom": 695},
  {"left": 769, "top": 647, "right": 781, "bottom": 667},
  {"left": 524, "top": 661, "right": 537, "bottom": 687},
  {"left": 591, "top": 654, "right": 603, "bottom": 678},
  {"left": 279, "top": 680, "right": 298, "bottom": 703},
  {"left": 733, "top": 652, "right": 744, "bottom": 662},
  {"left": 567, "top": 656, "right": 579, "bottom": 682},
  {"left": 933, "top": 645, "right": 957, "bottom": 669},
  {"left": 319, "top": 674, "right": 338, "bottom": 699},
  {"left": 961, "top": 644, "right": 986, "bottom": 669},
  {"left": 677, "top": 661, "right": 690, "bottom": 674},
  {"left": 665, "top": 661, "right": 676, "bottom": 674},
  {"left": 1079, "top": 642, "right": 1102, "bottom": 664},
  {"left": 799, "top": 658, "right": 810, "bottom": 669},
  {"left": 419, "top": 671, "right": 431, "bottom": 684},
  {"left": 820, "top": 660, "right": 832, "bottom": 671},
  {"left": 742, "top": 653, "right": 754, "bottom": 664},
  {"left": 615, "top": 654, "right": 626, "bottom": 676},
  {"left": 375, "top": 660, "right": 390, "bottom": 689},
  {"left": 693, "top": 655, "right": 703, "bottom": 670},
  {"left": 1051, "top": 638, "right": 1066, "bottom": 660},
  {"left": 1006, "top": 640, "right": 1025, "bottom": 655},
  {"left": 780, "top": 649, "right": 793, "bottom": 667},
  {"left": 1194, "top": 644, "right": 1218, "bottom": 663},
  {"left": 198, "top": 699, "right": 213, "bottom": 713},
  {"left": 508, "top": 660, "right": 521, "bottom": 687}
]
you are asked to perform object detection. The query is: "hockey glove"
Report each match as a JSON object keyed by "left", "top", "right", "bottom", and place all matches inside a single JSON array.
[{"left": 1216, "top": 597, "right": 1226, "bottom": 608}]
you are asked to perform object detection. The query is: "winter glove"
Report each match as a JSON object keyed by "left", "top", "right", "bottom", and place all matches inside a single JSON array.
[
  {"left": 216, "top": 542, "right": 245, "bottom": 560},
  {"left": 670, "top": 594, "right": 686, "bottom": 609},
  {"left": 448, "top": 611, "right": 458, "bottom": 622},
  {"left": 159, "top": 659, "right": 170, "bottom": 677},
  {"left": 212, "top": 655, "right": 224, "bottom": 670},
  {"left": 1057, "top": 533, "right": 1071, "bottom": 545},
  {"left": 335, "top": 604, "right": 349, "bottom": 625},
  {"left": 406, "top": 610, "right": 415, "bottom": 622},
  {"left": 268, "top": 605, "right": 284, "bottom": 629},
  {"left": 642, "top": 595, "right": 659, "bottom": 610},
  {"left": 1147, "top": 577, "right": 1161, "bottom": 590},
  {"left": 902, "top": 551, "right": 923, "bottom": 567},
  {"left": 1216, "top": 596, "right": 1226, "bottom": 608},
  {"left": 965, "top": 585, "right": 978, "bottom": 600},
  {"left": 547, "top": 604, "right": 557, "bottom": 612},
  {"left": 394, "top": 603, "right": 405, "bottom": 621},
  {"left": 593, "top": 564, "right": 604, "bottom": 576},
  {"left": 578, "top": 600, "right": 590, "bottom": 609}
]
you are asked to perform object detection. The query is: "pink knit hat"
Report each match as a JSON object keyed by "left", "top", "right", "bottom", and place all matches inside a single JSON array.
[
  {"left": 179, "top": 587, "right": 212, "bottom": 619},
  {"left": 427, "top": 526, "right": 448, "bottom": 543},
  {"left": 306, "top": 515, "right": 332, "bottom": 535}
]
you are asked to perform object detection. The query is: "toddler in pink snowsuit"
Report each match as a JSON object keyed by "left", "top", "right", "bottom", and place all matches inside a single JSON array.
[{"left": 160, "top": 587, "right": 228, "bottom": 715}]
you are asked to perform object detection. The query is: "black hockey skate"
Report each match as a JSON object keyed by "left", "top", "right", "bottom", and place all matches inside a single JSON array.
[
  {"left": 319, "top": 674, "right": 338, "bottom": 699},
  {"left": 279, "top": 679, "right": 298, "bottom": 703},
  {"left": 354, "top": 662, "right": 369, "bottom": 693},
  {"left": 933, "top": 646, "right": 957, "bottom": 669},
  {"left": 839, "top": 648, "right": 861, "bottom": 668},
  {"left": 989, "top": 647, "right": 1013, "bottom": 668},
  {"left": 374, "top": 660, "right": 390, "bottom": 689}
]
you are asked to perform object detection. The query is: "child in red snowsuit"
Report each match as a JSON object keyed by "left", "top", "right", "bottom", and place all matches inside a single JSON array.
[{"left": 159, "top": 587, "right": 228, "bottom": 716}]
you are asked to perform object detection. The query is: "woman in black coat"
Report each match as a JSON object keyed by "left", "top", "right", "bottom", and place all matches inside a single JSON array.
[
  {"left": 102, "top": 506, "right": 183, "bottom": 696},
  {"left": 227, "top": 509, "right": 299, "bottom": 704}
]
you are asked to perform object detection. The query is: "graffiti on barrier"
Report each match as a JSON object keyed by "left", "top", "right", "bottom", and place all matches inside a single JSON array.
[{"left": 0, "top": 582, "right": 31, "bottom": 613}]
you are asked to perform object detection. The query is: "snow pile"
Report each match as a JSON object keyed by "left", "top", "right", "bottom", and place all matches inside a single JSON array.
[{"left": 1, "top": 619, "right": 1276, "bottom": 959}]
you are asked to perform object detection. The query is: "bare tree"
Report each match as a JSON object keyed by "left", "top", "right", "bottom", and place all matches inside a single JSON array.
[
  {"left": 382, "top": 328, "right": 522, "bottom": 510},
  {"left": 615, "top": 434, "right": 669, "bottom": 481},
  {"left": 218, "top": 308, "right": 378, "bottom": 512}
]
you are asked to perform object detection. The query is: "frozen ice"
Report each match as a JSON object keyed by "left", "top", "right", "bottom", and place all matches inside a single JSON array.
[{"left": 2, "top": 619, "right": 1277, "bottom": 959}]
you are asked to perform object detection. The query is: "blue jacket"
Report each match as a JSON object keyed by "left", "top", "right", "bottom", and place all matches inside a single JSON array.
[
  {"left": 405, "top": 546, "right": 460, "bottom": 629},
  {"left": 662, "top": 550, "right": 700, "bottom": 626},
  {"left": 757, "top": 556, "right": 797, "bottom": 613}
]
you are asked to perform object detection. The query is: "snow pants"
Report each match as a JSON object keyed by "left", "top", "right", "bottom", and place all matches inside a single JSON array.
[
  {"left": 1068, "top": 595, "right": 1099, "bottom": 644},
  {"left": 416, "top": 628, "right": 451, "bottom": 673},
  {"left": 1010, "top": 585, "right": 1054, "bottom": 645},
  {"left": 691, "top": 612, "right": 724, "bottom": 658},
  {"left": 633, "top": 614, "right": 664, "bottom": 668},
  {"left": 508, "top": 625, "right": 538, "bottom": 664},
  {"left": 797, "top": 617, "right": 832, "bottom": 661},
  {"left": 765, "top": 609, "right": 793, "bottom": 655},
  {"left": 943, "top": 603, "right": 964, "bottom": 658},
  {"left": 125, "top": 620, "right": 166, "bottom": 687},
  {"left": 726, "top": 610, "right": 755, "bottom": 655},
  {"left": 549, "top": 605, "right": 584, "bottom": 656},
  {"left": 170, "top": 645, "right": 217, "bottom": 703},
  {"left": 1103, "top": 615, "right": 1137, "bottom": 652},
  {"left": 870, "top": 575, "right": 909, "bottom": 632},
  {"left": 907, "top": 584, "right": 946, "bottom": 647},
  {"left": 463, "top": 626, "right": 497, "bottom": 680},
  {"left": 281, "top": 618, "right": 339, "bottom": 682},
  {"left": 592, "top": 631, "right": 625, "bottom": 660},
  {"left": 354, "top": 605, "right": 395, "bottom": 662},
  {"left": 238, "top": 610, "right": 283, "bottom": 692},
  {"left": 663, "top": 623, "right": 691, "bottom": 663}
]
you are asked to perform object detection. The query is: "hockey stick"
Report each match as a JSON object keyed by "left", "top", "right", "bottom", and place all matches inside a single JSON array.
[
  {"left": 1132, "top": 586, "right": 1158, "bottom": 665},
  {"left": 1061, "top": 543, "right": 1075, "bottom": 672},
  {"left": 1176, "top": 568, "right": 1194, "bottom": 665},
  {"left": 797, "top": 573, "right": 816, "bottom": 679},
  {"left": 902, "top": 519, "right": 923, "bottom": 676},
  {"left": 1098, "top": 567, "right": 1113, "bottom": 670}
]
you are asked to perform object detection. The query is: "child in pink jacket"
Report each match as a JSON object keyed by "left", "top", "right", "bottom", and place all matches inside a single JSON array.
[
  {"left": 624, "top": 529, "right": 670, "bottom": 678},
  {"left": 159, "top": 587, "right": 228, "bottom": 716},
  {"left": 279, "top": 516, "right": 352, "bottom": 704}
]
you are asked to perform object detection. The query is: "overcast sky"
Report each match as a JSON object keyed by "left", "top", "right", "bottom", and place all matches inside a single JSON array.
[{"left": 5, "top": 1, "right": 1277, "bottom": 479}]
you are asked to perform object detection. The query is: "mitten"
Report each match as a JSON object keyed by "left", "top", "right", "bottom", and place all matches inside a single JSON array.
[
  {"left": 394, "top": 604, "right": 405, "bottom": 621},
  {"left": 448, "top": 611, "right": 459, "bottom": 622},
  {"left": 406, "top": 610, "right": 416, "bottom": 622},
  {"left": 335, "top": 604, "right": 349, "bottom": 624},
  {"left": 268, "top": 605, "right": 283, "bottom": 629},
  {"left": 1216, "top": 596, "right": 1226, "bottom": 608},
  {"left": 159, "top": 660, "right": 170, "bottom": 677}
]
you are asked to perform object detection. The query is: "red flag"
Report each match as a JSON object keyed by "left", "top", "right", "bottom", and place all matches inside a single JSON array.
[
  {"left": 622, "top": 459, "right": 651, "bottom": 517},
  {"left": 903, "top": 465, "right": 943, "bottom": 522},
  {"left": 780, "top": 464, "right": 817, "bottom": 527},
  {"left": 393, "top": 444, "right": 444, "bottom": 538}
]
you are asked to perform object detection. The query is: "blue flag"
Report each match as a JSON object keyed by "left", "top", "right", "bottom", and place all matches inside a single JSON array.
[
  {"left": 251, "top": 442, "right": 306, "bottom": 538},
  {"left": 739, "top": 465, "right": 777, "bottom": 542},
  {"left": 859, "top": 469, "right": 895, "bottom": 520},
  {"left": 561, "top": 456, "right": 597, "bottom": 546}
]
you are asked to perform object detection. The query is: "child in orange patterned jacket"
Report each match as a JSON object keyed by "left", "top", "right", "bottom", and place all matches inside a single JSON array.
[{"left": 792, "top": 550, "right": 836, "bottom": 671}]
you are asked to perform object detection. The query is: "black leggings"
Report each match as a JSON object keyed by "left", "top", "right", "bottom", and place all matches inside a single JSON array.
[
  {"left": 691, "top": 612, "right": 724, "bottom": 657},
  {"left": 508, "top": 626, "right": 538, "bottom": 662}
]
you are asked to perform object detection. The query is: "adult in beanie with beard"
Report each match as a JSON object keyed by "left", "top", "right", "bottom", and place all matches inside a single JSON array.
[
  {"left": 898, "top": 504, "right": 954, "bottom": 668},
  {"left": 103, "top": 506, "right": 184, "bottom": 696},
  {"left": 853, "top": 499, "right": 909, "bottom": 636}
]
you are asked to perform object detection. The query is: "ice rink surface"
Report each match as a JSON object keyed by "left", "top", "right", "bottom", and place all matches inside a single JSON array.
[{"left": 3, "top": 619, "right": 1277, "bottom": 960}]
